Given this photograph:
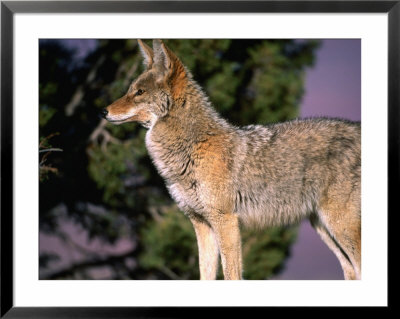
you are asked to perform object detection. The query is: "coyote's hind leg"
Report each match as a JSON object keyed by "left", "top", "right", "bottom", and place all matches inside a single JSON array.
[
  {"left": 310, "top": 215, "right": 358, "bottom": 280},
  {"left": 311, "top": 204, "right": 361, "bottom": 280}
]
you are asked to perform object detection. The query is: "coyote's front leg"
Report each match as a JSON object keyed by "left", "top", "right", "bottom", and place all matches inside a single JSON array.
[
  {"left": 190, "top": 215, "right": 219, "bottom": 280},
  {"left": 208, "top": 211, "right": 242, "bottom": 280}
]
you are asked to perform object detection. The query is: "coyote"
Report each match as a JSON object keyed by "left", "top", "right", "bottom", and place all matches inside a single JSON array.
[{"left": 102, "top": 40, "right": 361, "bottom": 280}]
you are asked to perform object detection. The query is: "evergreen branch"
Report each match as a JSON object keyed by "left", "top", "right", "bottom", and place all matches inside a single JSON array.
[{"left": 39, "top": 148, "right": 63, "bottom": 153}]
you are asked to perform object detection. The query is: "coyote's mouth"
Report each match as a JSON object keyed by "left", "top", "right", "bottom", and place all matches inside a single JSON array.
[
  {"left": 106, "top": 114, "right": 139, "bottom": 125},
  {"left": 106, "top": 119, "right": 127, "bottom": 125}
]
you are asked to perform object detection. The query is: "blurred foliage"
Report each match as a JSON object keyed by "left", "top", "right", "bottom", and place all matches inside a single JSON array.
[
  {"left": 39, "top": 39, "right": 320, "bottom": 279},
  {"left": 242, "top": 226, "right": 298, "bottom": 279},
  {"left": 39, "top": 133, "right": 62, "bottom": 182},
  {"left": 139, "top": 206, "right": 199, "bottom": 279}
]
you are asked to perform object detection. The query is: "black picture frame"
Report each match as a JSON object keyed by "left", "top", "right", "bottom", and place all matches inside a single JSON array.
[{"left": 1, "top": 1, "right": 395, "bottom": 317}]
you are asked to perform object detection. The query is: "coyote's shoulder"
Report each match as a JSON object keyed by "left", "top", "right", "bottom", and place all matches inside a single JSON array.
[{"left": 103, "top": 40, "right": 361, "bottom": 280}]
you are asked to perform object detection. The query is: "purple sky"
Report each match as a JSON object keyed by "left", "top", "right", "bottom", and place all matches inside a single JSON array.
[
  {"left": 275, "top": 39, "right": 361, "bottom": 279},
  {"left": 301, "top": 39, "right": 361, "bottom": 121}
]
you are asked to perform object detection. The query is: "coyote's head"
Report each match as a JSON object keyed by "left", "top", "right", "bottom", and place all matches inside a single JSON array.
[{"left": 101, "top": 39, "right": 189, "bottom": 128}]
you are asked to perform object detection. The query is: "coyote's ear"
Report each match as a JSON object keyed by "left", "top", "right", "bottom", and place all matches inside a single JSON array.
[
  {"left": 153, "top": 39, "right": 171, "bottom": 72},
  {"left": 153, "top": 39, "right": 187, "bottom": 99},
  {"left": 137, "top": 39, "right": 154, "bottom": 69}
]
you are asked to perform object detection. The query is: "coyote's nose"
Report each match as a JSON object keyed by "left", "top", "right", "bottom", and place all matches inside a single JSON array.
[{"left": 100, "top": 108, "right": 108, "bottom": 119}]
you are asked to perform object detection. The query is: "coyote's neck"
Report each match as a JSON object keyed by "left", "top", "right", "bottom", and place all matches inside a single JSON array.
[
  {"left": 176, "top": 81, "right": 232, "bottom": 133},
  {"left": 157, "top": 80, "right": 232, "bottom": 140},
  {"left": 145, "top": 80, "right": 234, "bottom": 183}
]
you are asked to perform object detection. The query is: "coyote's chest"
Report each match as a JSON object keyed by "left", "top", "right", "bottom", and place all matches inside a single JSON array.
[{"left": 145, "top": 127, "right": 204, "bottom": 213}]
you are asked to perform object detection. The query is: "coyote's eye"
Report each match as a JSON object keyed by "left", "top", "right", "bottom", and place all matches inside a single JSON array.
[{"left": 135, "top": 89, "right": 145, "bottom": 96}]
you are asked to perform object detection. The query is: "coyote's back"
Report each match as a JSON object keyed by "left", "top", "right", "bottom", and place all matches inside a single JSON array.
[
  {"left": 233, "top": 119, "right": 360, "bottom": 229},
  {"left": 103, "top": 40, "right": 361, "bottom": 280}
]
